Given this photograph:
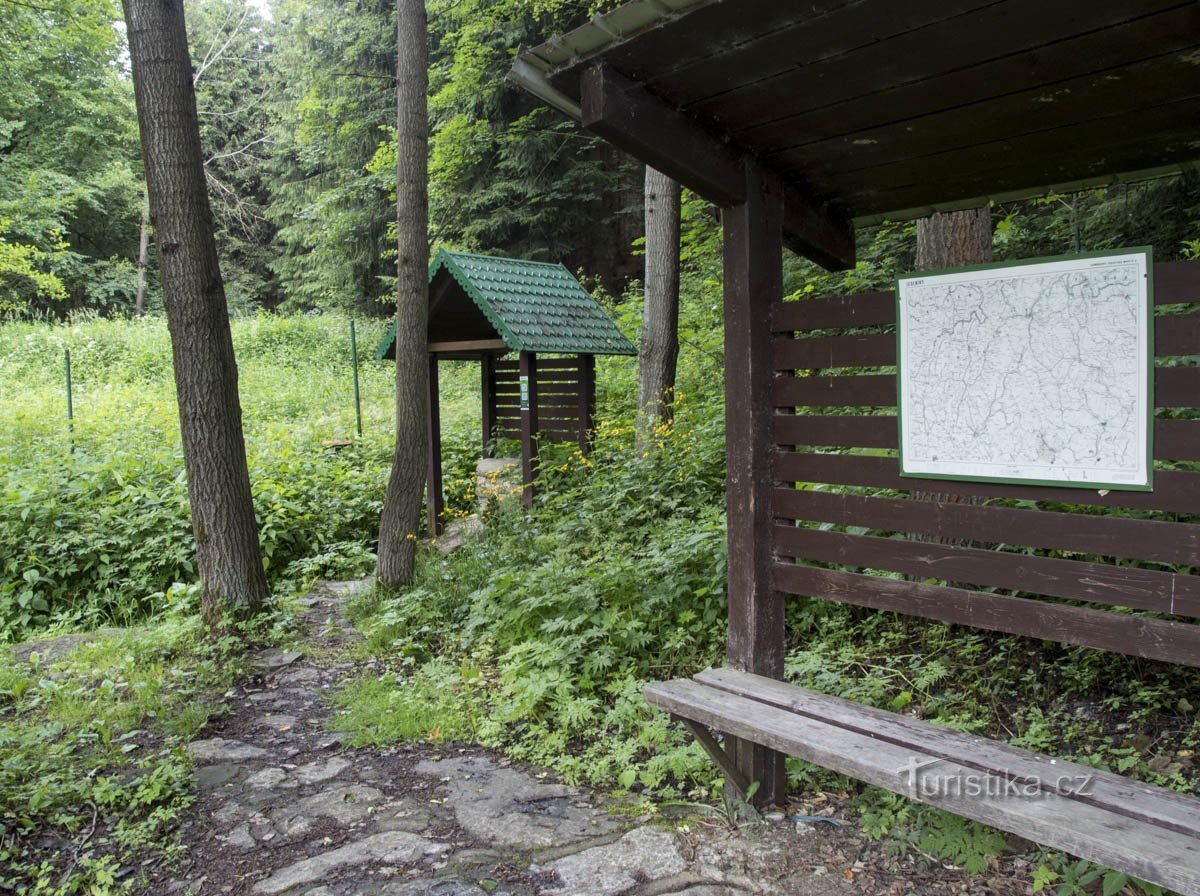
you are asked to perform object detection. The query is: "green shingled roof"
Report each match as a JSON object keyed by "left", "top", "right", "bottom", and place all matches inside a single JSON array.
[{"left": 375, "top": 249, "right": 636, "bottom": 360}]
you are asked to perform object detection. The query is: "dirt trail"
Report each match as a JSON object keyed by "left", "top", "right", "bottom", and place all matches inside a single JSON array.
[{"left": 151, "top": 581, "right": 1027, "bottom": 896}]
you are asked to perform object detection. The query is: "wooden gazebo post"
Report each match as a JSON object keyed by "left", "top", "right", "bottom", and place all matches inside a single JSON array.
[
  {"left": 723, "top": 163, "right": 787, "bottom": 805},
  {"left": 426, "top": 353, "right": 444, "bottom": 537},
  {"left": 481, "top": 352, "right": 497, "bottom": 458},
  {"left": 576, "top": 353, "right": 596, "bottom": 455},
  {"left": 519, "top": 350, "right": 540, "bottom": 508}
]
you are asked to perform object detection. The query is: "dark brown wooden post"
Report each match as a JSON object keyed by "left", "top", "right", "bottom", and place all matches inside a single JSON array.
[
  {"left": 723, "top": 162, "right": 787, "bottom": 806},
  {"left": 577, "top": 354, "right": 596, "bottom": 455},
  {"left": 519, "top": 350, "right": 539, "bottom": 508},
  {"left": 426, "top": 354, "right": 444, "bottom": 537},
  {"left": 481, "top": 352, "right": 497, "bottom": 459}
]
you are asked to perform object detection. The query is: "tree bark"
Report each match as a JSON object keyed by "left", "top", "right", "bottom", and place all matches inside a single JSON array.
[
  {"left": 637, "top": 166, "right": 681, "bottom": 447},
  {"left": 376, "top": 0, "right": 430, "bottom": 590},
  {"left": 135, "top": 198, "right": 151, "bottom": 317},
  {"left": 913, "top": 206, "right": 993, "bottom": 545},
  {"left": 915, "top": 206, "right": 993, "bottom": 270},
  {"left": 122, "top": 0, "right": 269, "bottom": 627}
]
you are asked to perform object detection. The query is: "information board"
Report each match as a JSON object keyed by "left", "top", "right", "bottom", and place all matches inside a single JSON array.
[{"left": 897, "top": 249, "right": 1153, "bottom": 491}]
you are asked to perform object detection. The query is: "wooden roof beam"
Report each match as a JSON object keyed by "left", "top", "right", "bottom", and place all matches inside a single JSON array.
[{"left": 579, "top": 64, "right": 855, "bottom": 271}]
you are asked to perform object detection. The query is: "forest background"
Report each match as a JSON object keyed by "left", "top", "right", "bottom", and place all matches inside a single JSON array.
[{"left": 4, "top": 1, "right": 1200, "bottom": 894}]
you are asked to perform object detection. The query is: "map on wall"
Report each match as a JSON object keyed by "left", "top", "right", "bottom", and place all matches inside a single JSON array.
[{"left": 897, "top": 249, "right": 1153, "bottom": 491}]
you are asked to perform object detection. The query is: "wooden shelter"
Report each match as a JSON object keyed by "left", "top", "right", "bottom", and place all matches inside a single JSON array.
[
  {"left": 376, "top": 249, "right": 635, "bottom": 533},
  {"left": 513, "top": 2, "right": 1200, "bottom": 892}
]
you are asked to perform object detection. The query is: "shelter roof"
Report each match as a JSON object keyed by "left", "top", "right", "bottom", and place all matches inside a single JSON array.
[
  {"left": 513, "top": 0, "right": 1200, "bottom": 266},
  {"left": 375, "top": 249, "right": 636, "bottom": 359}
]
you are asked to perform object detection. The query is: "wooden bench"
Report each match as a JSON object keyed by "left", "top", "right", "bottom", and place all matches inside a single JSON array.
[{"left": 647, "top": 668, "right": 1200, "bottom": 895}]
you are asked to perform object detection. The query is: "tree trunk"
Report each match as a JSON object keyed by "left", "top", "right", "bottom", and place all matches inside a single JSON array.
[
  {"left": 636, "top": 166, "right": 681, "bottom": 447},
  {"left": 915, "top": 206, "right": 993, "bottom": 270},
  {"left": 122, "top": 0, "right": 269, "bottom": 627},
  {"left": 376, "top": 0, "right": 430, "bottom": 590},
  {"left": 913, "top": 206, "right": 993, "bottom": 545},
  {"left": 135, "top": 198, "right": 151, "bottom": 317}
]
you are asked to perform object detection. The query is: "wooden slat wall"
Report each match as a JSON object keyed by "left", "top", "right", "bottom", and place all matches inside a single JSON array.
[
  {"left": 493, "top": 357, "right": 586, "bottom": 443},
  {"left": 771, "top": 260, "right": 1200, "bottom": 667}
]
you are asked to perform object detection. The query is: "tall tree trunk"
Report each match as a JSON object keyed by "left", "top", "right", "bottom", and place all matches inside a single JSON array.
[
  {"left": 637, "top": 166, "right": 681, "bottom": 447},
  {"left": 913, "top": 206, "right": 993, "bottom": 545},
  {"left": 122, "top": 0, "right": 269, "bottom": 627},
  {"left": 135, "top": 197, "right": 151, "bottom": 317},
  {"left": 376, "top": 0, "right": 430, "bottom": 590}
]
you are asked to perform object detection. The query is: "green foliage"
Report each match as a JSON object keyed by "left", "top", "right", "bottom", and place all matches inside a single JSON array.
[
  {"left": 0, "top": 615, "right": 243, "bottom": 894},
  {"left": 0, "top": 314, "right": 397, "bottom": 641},
  {"left": 0, "top": 0, "right": 143, "bottom": 316}
]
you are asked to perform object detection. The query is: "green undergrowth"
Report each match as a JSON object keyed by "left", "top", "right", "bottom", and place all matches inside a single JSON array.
[
  {"left": 0, "top": 600, "right": 260, "bottom": 895},
  {"left": 0, "top": 313, "right": 485, "bottom": 642}
]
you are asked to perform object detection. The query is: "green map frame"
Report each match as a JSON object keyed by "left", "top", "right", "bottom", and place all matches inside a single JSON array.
[{"left": 895, "top": 247, "right": 1155, "bottom": 493}]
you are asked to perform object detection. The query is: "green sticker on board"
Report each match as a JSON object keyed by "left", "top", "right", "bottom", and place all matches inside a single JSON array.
[{"left": 519, "top": 375, "right": 530, "bottom": 410}]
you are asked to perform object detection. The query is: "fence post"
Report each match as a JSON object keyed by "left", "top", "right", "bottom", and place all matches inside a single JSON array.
[
  {"left": 350, "top": 320, "right": 363, "bottom": 438},
  {"left": 65, "top": 347, "right": 75, "bottom": 455}
]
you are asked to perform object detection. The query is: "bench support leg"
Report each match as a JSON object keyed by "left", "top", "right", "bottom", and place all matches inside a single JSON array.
[
  {"left": 722, "top": 161, "right": 788, "bottom": 807},
  {"left": 675, "top": 715, "right": 761, "bottom": 821}
]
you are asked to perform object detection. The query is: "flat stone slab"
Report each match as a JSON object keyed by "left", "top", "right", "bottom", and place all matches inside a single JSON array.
[
  {"left": 253, "top": 649, "right": 304, "bottom": 671},
  {"left": 250, "top": 831, "right": 449, "bottom": 894},
  {"left": 291, "top": 783, "right": 385, "bottom": 824},
  {"left": 539, "top": 827, "right": 686, "bottom": 895},
  {"left": 415, "top": 756, "right": 620, "bottom": 849},
  {"left": 185, "top": 737, "right": 269, "bottom": 762},
  {"left": 293, "top": 757, "right": 351, "bottom": 785}
]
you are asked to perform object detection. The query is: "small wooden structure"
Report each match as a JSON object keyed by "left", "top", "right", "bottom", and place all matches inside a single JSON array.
[
  {"left": 376, "top": 249, "right": 635, "bottom": 533},
  {"left": 514, "top": 3, "right": 1200, "bottom": 892}
]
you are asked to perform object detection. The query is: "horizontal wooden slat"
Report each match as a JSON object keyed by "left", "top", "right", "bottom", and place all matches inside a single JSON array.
[
  {"left": 774, "top": 414, "right": 898, "bottom": 449},
  {"left": 774, "top": 452, "right": 1200, "bottom": 514},
  {"left": 774, "top": 414, "right": 1200, "bottom": 460},
  {"left": 695, "top": 668, "right": 1200, "bottom": 839},
  {"left": 496, "top": 429, "right": 579, "bottom": 442},
  {"left": 1156, "top": 311, "right": 1200, "bottom": 356},
  {"left": 771, "top": 318, "right": 1200, "bottom": 372},
  {"left": 772, "top": 291, "right": 895, "bottom": 332},
  {"left": 495, "top": 400, "right": 582, "bottom": 412},
  {"left": 1157, "top": 260, "right": 1200, "bottom": 306},
  {"left": 774, "top": 334, "right": 895, "bottom": 369},
  {"left": 773, "top": 360, "right": 1189, "bottom": 404},
  {"left": 774, "top": 563, "right": 1200, "bottom": 668},
  {"left": 494, "top": 385, "right": 583, "bottom": 397},
  {"left": 774, "top": 374, "right": 896, "bottom": 407},
  {"left": 494, "top": 358, "right": 582, "bottom": 370},
  {"left": 773, "top": 524, "right": 1200, "bottom": 617},
  {"left": 773, "top": 487, "right": 1200, "bottom": 565},
  {"left": 645, "top": 677, "right": 1200, "bottom": 895}
]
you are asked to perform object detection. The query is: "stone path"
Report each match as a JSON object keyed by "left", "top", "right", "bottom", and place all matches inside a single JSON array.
[{"left": 150, "top": 582, "right": 1026, "bottom": 896}]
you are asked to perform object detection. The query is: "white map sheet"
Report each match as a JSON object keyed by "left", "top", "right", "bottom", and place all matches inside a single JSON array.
[{"left": 897, "top": 250, "right": 1152, "bottom": 490}]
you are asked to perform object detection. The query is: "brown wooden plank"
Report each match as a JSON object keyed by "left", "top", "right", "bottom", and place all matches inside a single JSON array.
[
  {"left": 496, "top": 428, "right": 578, "bottom": 442},
  {"left": 774, "top": 414, "right": 898, "bottom": 449},
  {"left": 772, "top": 487, "right": 1200, "bottom": 565},
  {"left": 495, "top": 385, "right": 583, "bottom": 398},
  {"left": 679, "top": 0, "right": 1003, "bottom": 121},
  {"left": 427, "top": 339, "right": 508, "bottom": 353},
  {"left": 519, "top": 351, "right": 539, "bottom": 509},
  {"left": 482, "top": 353, "right": 497, "bottom": 457},
  {"left": 1157, "top": 418, "right": 1200, "bottom": 461},
  {"left": 644, "top": 678, "right": 1200, "bottom": 895},
  {"left": 777, "top": 367, "right": 1200, "bottom": 410},
  {"left": 774, "top": 333, "right": 895, "bottom": 370},
  {"left": 722, "top": 163, "right": 789, "bottom": 803},
  {"left": 846, "top": 98, "right": 1200, "bottom": 218},
  {"left": 580, "top": 65, "right": 855, "bottom": 271},
  {"left": 696, "top": 668, "right": 1200, "bottom": 838},
  {"left": 743, "top": 3, "right": 1197, "bottom": 154},
  {"left": 772, "top": 524, "right": 1200, "bottom": 617},
  {"left": 774, "top": 452, "right": 1200, "bottom": 515},
  {"left": 796, "top": 51, "right": 1200, "bottom": 179},
  {"left": 426, "top": 356, "right": 444, "bottom": 536},
  {"left": 772, "top": 292, "right": 895, "bottom": 332},
  {"left": 1157, "top": 260, "right": 1200, "bottom": 306},
  {"left": 774, "top": 374, "right": 896, "bottom": 408},
  {"left": 774, "top": 414, "right": 1200, "bottom": 460},
  {"left": 774, "top": 563, "right": 1200, "bottom": 668},
  {"left": 1156, "top": 311, "right": 1200, "bottom": 356}
]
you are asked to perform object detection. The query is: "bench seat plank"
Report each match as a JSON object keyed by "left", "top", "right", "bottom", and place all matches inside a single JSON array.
[
  {"left": 645, "top": 675, "right": 1200, "bottom": 895},
  {"left": 695, "top": 668, "right": 1200, "bottom": 839}
]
